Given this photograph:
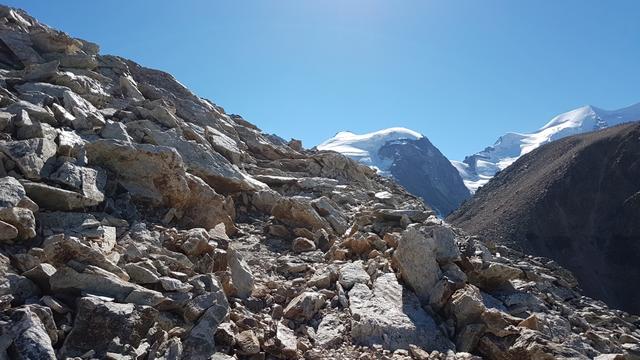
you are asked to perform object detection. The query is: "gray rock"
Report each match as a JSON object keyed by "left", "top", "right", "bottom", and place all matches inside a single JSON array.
[
  {"left": 0, "top": 111, "right": 12, "bottom": 132},
  {"left": 142, "top": 127, "right": 263, "bottom": 193},
  {"left": 432, "top": 226, "right": 461, "bottom": 264},
  {"left": 62, "top": 90, "right": 105, "bottom": 130},
  {"left": 101, "top": 120, "right": 133, "bottom": 142},
  {"left": 184, "top": 274, "right": 227, "bottom": 322},
  {"left": 338, "top": 261, "right": 370, "bottom": 290},
  {"left": 394, "top": 225, "right": 443, "bottom": 305},
  {"left": 469, "top": 262, "right": 524, "bottom": 290},
  {"left": 0, "top": 176, "right": 26, "bottom": 207},
  {"left": 119, "top": 75, "right": 145, "bottom": 101},
  {"left": 85, "top": 139, "right": 194, "bottom": 205},
  {"left": 4, "top": 306, "right": 56, "bottom": 359},
  {"left": 311, "top": 196, "right": 348, "bottom": 234},
  {"left": 5, "top": 100, "right": 56, "bottom": 124},
  {"left": 15, "top": 82, "right": 71, "bottom": 99},
  {"left": 15, "top": 110, "right": 57, "bottom": 140},
  {"left": 227, "top": 247, "right": 254, "bottom": 299},
  {"left": 182, "top": 293, "right": 229, "bottom": 360},
  {"left": 446, "top": 285, "right": 486, "bottom": 329},
  {"left": 22, "top": 263, "right": 56, "bottom": 291},
  {"left": 349, "top": 273, "right": 452, "bottom": 351},
  {"left": 0, "top": 138, "right": 57, "bottom": 180},
  {"left": 0, "top": 30, "right": 43, "bottom": 65},
  {"left": 124, "top": 262, "right": 160, "bottom": 284},
  {"left": 315, "top": 313, "right": 345, "bottom": 349},
  {"left": 236, "top": 330, "right": 260, "bottom": 355},
  {"left": 50, "top": 265, "right": 164, "bottom": 306},
  {"left": 42, "top": 234, "right": 123, "bottom": 279},
  {"left": 60, "top": 297, "right": 157, "bottom": 358},
  {"left": 159, "top": 276, "right": 193, "bottom": 293},
  {"left": 55, "top": 128, "right": 85, "bottom": 157},
  {"left": 22, "top": 177, "right": 104, "bottom": 210},
  {"left": 3, "top": 273, "right": 40, "bottom": 304}
]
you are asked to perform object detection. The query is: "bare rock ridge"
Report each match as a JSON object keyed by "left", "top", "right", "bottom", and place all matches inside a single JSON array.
[
  {"left": 0, "top": 5, "right": 638, "bottom": 360},
  {"left": 448, "top": 122, "right": 640, "bottom": 315}
]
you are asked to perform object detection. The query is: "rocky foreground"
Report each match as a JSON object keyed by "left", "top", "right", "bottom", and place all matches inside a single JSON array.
[{"left": 0, "top": 6, "right": 638, "bottom": 360}]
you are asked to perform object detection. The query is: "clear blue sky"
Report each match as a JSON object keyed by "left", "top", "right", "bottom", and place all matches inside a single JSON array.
[{"left": 7, "top": 0, "right": 640, "bottom": 160}]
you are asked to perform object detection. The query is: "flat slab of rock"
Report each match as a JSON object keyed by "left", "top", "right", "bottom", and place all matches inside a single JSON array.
[{"left": 349, "top": 273, "right": 452, "bottom": 352}]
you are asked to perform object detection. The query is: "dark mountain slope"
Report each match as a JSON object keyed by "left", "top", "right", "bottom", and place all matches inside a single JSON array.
[
  {"left": 448, "top": 122, "right": 640, "bottom": 314},
  {"left": 379, "top": 137, "right": 470, "bottom": 216}
]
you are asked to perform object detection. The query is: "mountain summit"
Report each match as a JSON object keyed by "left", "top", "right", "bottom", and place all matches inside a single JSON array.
[
  {"left": 319, "top": 128, "right": 469, "bottom": 215},
  {"left": 453, "top": 102, "right": 640, "bottom": 192}
]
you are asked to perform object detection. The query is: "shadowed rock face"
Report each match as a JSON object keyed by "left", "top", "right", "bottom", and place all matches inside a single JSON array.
[
  {"left": 379, "top": 137, "right": 470, "bottom": 216},
  {"left": 449, "top": 122, "right": 640, "bottom": 314}
]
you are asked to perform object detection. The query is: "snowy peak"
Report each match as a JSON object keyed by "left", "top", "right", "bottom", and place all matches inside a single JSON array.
[
  {"left": 456, "top": 102, "right": 640, "bottom": 193},
  {"left": 319, "top": 127, "right": 470, "bottom": 215},
  {"left": 318, "top": 127, "right": 423, "bottom": 173}
]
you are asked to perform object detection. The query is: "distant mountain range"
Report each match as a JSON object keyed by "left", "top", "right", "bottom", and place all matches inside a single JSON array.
[
  {"left": 453, "top": 102, "right": 640, "bottom": 192},
  {"left": 318, "top": 103, "right": 640, "bottom": 214},
  {"left": 318, "top": 128, "right": 470, "bottom": 215}
]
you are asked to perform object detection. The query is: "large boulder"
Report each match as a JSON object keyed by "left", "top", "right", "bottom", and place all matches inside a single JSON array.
[
  {"left": 393, "top": 225, "right": 443, "bottom": 305},
  {"left": 60, "top": 297, "right": 157, "bottom": 358},
  {"left": 85, "top": 139, "right": 234, "bottom": 229},
  {"left": 0, "top": 138, "right": 56, "bottom": 180},
  {"left": 2, "top": 306, "right": 56, "bottom": 359},
  {"left": 141, "top": 127, "right": 265, "bottom": 193},
  {"left": 49, "top": 265, "right": 165, "bottom": 306},
  {"left": 227, "top": 247, "right": 254, "bottom": 299},
  {"left": 0, "top": 176, "right": 26, "bottom": 207},
  {"left": 283, "top": 291, "right": 325, "bottom": 321},
  {"left": 182, "top": 289, "right": 230, "bottom": 360},
  {"left": 22, "top": 178, "right": 104, "bottom": 210},
  {"left": 85, "top": 139, "right": 189, "bottom": 207},
  {"left": 349, "top": 273, "right": 452, "bottom": 351},
  {"left": 271, "top": 196, "right": 332, "bottom": 232},
  {"left": 180, "top": 173, "right": 235, "bottom": 232}
]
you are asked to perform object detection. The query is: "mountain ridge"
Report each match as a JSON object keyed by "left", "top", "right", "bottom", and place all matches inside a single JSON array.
[
  {"left": 448, "top": 121, "right": 640, "bottom": 314},
  {"left": 453, "top": 102, "right": 640, "bottom": 192}
]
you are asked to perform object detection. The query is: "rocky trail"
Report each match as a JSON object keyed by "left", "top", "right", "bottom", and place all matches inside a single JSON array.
[{"left": 0, "top": 5, "right": 638, "bottom": 360}]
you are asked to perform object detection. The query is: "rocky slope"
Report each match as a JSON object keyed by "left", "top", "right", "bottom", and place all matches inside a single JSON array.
[
  {"left": 452, "top": 102, "right": 640, "bottom": 192},
  {"left": 318, "top": 128, "right": 470, "bottom": 216},
  {"left": 448, "top": 122, "right": 640, "bottom": 315},
  {"left": 0, "top": 6, "right": 639, "bottom": 360}
]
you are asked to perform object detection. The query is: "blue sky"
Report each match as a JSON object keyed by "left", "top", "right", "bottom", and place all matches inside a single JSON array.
[{"left": 7, "top": 0, "right": 640, "bottom": 160}]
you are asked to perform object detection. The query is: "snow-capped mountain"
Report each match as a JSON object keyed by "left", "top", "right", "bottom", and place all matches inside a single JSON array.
[
  {"left": 453, "top": 102, "right": 640, "bottom": 193},
  {"left": 318, "top": 128, "right": 470, "bottom": 215},
  {"left": 318, "top": 128, "right": 423, "bottom": 175}
]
